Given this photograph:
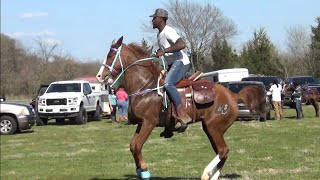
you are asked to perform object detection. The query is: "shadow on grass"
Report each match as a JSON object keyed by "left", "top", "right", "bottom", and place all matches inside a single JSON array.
[{"left": 90, "top": 173, "right": 241, "bottom": 180}]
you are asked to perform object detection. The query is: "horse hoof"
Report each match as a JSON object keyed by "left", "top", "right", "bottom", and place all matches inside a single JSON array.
[
  {"left": 136, "top": 168, "right": 151, "bottom": 179},
  {"left": 160, "top": 130, "right": 174, "bottom": 138}
]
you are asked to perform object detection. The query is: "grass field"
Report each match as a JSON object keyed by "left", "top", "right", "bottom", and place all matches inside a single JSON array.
[{"left": 1, "top": 105, "right": 319, "bottom": 180}]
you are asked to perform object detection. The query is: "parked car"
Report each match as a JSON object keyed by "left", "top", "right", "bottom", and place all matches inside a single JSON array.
[
  {"left": 74, "top": 76, "right": 111, "bottom": 116},
  {"left": 0, "top": 101, "right": 36, "bottom": 135},
  {"left": 241, "top": 75, "right": 283, "bottom": 90},
  {"left": 227, "top": 81, "right": 271, "bottom": 121},
  {"left": 37, "top": 80, "right": 102, "bottom": 125}
]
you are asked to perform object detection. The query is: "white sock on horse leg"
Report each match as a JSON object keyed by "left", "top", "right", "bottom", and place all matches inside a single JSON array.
[
  {"left": 210, "top": 169, "right": 220, "bottom": 180},
  {"left": 201, "top": 155, "right": 220, "bottom": 180},
  {"left": 207, "top": 155, "right": 221, "bottom": 173}
]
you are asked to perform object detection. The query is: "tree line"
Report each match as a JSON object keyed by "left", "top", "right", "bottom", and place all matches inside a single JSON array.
[
  {"left": 161, "top": 0, "right": 320, "bottom": 79},
  {"left": 1, "top": 0, "right": 319, "bottom": 98},
  {"left": 0, "top": 33, "right": 100, "bottom": 98}
]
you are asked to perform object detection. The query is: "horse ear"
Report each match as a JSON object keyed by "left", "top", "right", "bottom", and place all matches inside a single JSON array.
[
  {"left": 116, "top": 36, "right": 123, "bottom": 46},
  {"left": 112, "top": 39, "right": 116, "bottom": 45}
]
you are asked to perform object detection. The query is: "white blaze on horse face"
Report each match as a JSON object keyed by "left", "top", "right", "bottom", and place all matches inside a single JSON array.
[{"left": 96, "top": 66, "right": 106, "bottom": 83}]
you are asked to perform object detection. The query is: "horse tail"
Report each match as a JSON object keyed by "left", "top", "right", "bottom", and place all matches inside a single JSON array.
[{"left": 237, "top": 85, "right": 268, "bottom": 115}]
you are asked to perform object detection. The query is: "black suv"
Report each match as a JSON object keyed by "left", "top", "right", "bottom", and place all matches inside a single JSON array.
[
  {"left": 241, "top": 75, "right": 283, "bottom": 90},
  {"left": 227, "top": 81, "right": 271, "bottom": 121},
  {"left": 283, "top": 76, "right": 320, "bottom": 106},
  {"left": 286, "top": 76, "right": 320, "bottom": 93}
]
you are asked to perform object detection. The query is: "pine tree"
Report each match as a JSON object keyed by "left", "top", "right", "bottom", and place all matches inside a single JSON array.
[
  {"left": 239, "top": 28, "right": 282, "bottom": 76},
  {"left": 210, "top": 38, "right": 238, "bottom": 71},
  {"left": 310, "top": 17, "right": 320, "bottom": 79}
]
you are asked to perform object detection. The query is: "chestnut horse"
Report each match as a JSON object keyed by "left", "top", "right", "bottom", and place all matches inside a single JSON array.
[
  {"left": 283, "top": 83, "right": 319, "bottom": 117},
  {"left": 96, "top": 37, "right": 267, "bottom": 179}
]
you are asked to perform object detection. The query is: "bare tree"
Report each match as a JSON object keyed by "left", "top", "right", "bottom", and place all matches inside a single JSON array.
[
  {"left": 285, "top": 25, "right": 311, "bottom": 75},
  {"left": 165, "top": 0, "right": 237, "bottom": 71},
  {"left": 34, "top": 37, "right": 60, "bottom": 63}
]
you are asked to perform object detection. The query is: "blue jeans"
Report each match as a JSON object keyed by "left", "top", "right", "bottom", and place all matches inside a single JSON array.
[
  {"left": 164, "top": 61, "right": 190, "bottom": 107},
  {"left": 294, "top": 99, "right": 302, "bottom": 119},
  {"left": 117, "top": 100, "right": 128, "bottom": 116}
]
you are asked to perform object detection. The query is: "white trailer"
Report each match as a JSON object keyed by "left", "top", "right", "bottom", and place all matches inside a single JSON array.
[
  {"left": 201, "top": 68, "right": 249, "bottom": 86},
  {"left": 90, "top": 82, "right": 111, "bottom": 116}
]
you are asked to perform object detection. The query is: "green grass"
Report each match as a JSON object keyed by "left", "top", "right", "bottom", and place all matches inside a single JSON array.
[{"left": 1, "top": 106, "right": 319, "bottom": 180}]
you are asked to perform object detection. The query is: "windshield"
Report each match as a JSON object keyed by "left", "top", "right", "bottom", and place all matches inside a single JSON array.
[
  {"left": 290, "top": 77, "right": 317, "bottom": 85},
  {"left": 46, "top": 83, "right": 81, "bottom": 93}
]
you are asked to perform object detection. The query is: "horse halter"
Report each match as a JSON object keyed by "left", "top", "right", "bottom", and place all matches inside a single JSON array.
[{"left": 102, "top": 45, "right": 125, "bottom": 86}]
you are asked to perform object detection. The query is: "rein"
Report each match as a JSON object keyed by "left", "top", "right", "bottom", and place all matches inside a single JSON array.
[{"left": 102, "top": 45, "right": 167, "bottom": 96}]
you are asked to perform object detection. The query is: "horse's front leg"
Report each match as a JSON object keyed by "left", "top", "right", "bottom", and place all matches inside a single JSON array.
[
  {"left": 130, "top": 121, "right": 156, "bottom": 179},
  {"left": 201, "top": 113, "right": 235, "bottom": 180}
]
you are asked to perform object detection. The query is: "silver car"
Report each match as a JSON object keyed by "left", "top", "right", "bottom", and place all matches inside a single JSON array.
[
  {"left": 0, "top": 101, "right": 36, "bottom": 135},
  {"left": 227, "top": 81, "right": 271, "bottom": 121}
]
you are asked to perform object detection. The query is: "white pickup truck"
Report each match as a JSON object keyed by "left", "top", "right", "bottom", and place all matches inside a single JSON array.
[{"left": 37, "top": 80, "right": 102, "bottom": 125}]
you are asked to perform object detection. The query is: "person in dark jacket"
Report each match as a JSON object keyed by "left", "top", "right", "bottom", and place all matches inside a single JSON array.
[{"left": 292, "top": 83, "right": 303, "bottom": 119}]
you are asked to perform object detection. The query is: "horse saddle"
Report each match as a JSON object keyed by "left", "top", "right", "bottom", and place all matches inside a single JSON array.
[
  {"left": 192, "top": 80, "right": 215, "bottom": 104},
  {"left": 159, "top": 71, "right": 215, "bottom": 104}
]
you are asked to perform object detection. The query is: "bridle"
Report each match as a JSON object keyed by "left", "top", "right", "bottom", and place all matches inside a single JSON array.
[
  {"left": 102, "top": 45, "right": 124, "bottom": 77},
  {"left": 101, "top": 45, "right": 166, "bottom": 87}
]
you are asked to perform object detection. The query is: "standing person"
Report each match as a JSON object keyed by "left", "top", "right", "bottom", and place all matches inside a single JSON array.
[
  {"left": 292, "top": 84, "right": 303, "bottom": 119},
  {"left": 116, "top": 85, "right": 129, "bottom": 122},
  {"left": 269, "top": 80, "right": 283, "bottom": 120},
  {"left": 108, "top": 88, "right": 117, "bottom": 123},
  {"left": 150, "top": 8, "right": 192, "bottom": 132}
]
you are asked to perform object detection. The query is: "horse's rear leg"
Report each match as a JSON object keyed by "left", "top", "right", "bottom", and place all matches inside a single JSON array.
[
  {"left": 201, "top": 120, "right": 230, "bottom": 180},
  {"left": 130, "top": 121, "right": 156, "bottom": 178},
  {"left": 311, "top": 99, "right": 319, "bottom": 117}
]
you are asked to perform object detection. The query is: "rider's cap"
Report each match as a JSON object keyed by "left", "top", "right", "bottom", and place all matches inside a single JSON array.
[{"left": 149, "top": 8, "right": 168, "bottom": 18}]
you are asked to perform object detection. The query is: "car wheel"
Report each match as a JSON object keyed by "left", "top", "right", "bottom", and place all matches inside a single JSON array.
[
  {"left": 92, "top": 105, "right": 102, "bottom": 121},
  {"left": 0, "top": 116, "right": 18, "bottom": 135},
  {"left": 75, "top": 106, "right": 88, "bottom": 125},
  {"left": 260, "top": 114, "right": 267, "bottom": 122}
]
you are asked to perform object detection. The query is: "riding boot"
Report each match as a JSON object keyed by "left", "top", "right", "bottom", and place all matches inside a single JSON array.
[{"left": 175, "top": 104, "right": 192, "bottom": 132}]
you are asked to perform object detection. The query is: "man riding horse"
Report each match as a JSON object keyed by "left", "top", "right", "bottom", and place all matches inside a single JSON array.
[{"left": 150, "top": 8, "right": 192, "bottom": 132}]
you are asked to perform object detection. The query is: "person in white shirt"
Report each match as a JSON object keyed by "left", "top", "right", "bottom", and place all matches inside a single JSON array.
[
  {"left": 269, "top": 80, "right": 283, "bottom": 120},
  {"left": 150, "top": 8, "right": 192, "bottom": 132}
]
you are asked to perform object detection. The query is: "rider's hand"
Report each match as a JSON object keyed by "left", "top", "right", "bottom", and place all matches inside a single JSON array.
[{"left": 155, "top": 49, "right": 165, "bottom": 57}]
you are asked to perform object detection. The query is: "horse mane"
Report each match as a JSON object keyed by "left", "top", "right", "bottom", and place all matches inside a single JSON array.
[
  {"left": 126, "top": 43, "right": 160, "bottom": 79},
  {"left": 127, "top": 43, "right": 150, "bottom": 59}
]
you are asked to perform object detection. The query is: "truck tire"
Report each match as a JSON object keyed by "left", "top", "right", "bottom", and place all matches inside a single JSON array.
[
  {"left": 35, "top": 113, "right": 45, "bottom": 126},
  {"left": 0, "top": 115, "right": 18, "bottom": 135},
  {"left": 75, "top": 106, "right": 88, "bottom": 125},
  {"left": 39, "top": 117, "right": 48, "bottom": 125},
  {"left": 92, "top": 105, "right": 102, "bottom": 121}
]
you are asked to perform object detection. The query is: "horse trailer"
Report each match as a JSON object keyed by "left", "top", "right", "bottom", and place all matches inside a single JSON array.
[{"left": 201, "top": 68, "right": 249, "bottom": 86}]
